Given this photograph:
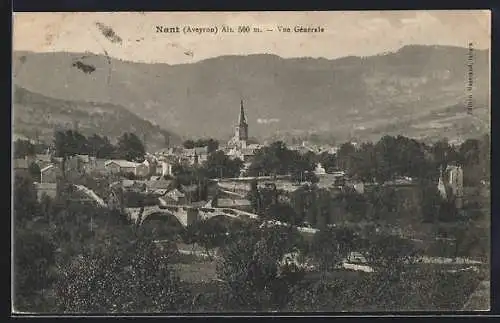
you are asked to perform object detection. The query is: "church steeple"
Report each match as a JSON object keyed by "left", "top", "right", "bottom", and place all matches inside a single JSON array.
[
  {"left": 238, "top": 99, "right": 247, "bottom": 125},
  {"left": 234, "top": 99, "right": 249, "bottom": 144}
]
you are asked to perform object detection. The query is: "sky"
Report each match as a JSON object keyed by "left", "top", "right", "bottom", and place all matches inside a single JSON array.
[{"left": 13, "top": 11, "right": 491, "bottom": 65}]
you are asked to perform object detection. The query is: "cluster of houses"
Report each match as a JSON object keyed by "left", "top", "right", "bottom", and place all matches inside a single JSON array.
[{"left": 13, "top": 152, "right": 178, "bottom": 201}]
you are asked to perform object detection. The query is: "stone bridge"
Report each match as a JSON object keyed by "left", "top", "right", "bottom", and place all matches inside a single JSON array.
[{"left": 125, "top": 203, "right": 259, "bottom": 227}]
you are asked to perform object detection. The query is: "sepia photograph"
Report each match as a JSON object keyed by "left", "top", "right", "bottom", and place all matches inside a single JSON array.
[{"left": 12, "top": 11, "right": 491, "bottom": 314}]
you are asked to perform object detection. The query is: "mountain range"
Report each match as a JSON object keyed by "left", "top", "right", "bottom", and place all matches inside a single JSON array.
[{"left": 13, "top": 45, "right": 490, "bottom": 147}]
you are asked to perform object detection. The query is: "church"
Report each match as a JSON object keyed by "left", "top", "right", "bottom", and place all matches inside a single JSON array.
[
  {"left": 227, "top": 100, "right": 249, "bottom": 148},
  {"left": 225, "top": 100, "right": 261, "bottom": 163}
]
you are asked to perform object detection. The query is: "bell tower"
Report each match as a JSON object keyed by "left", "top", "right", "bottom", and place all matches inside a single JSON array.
[{"left": 235, "top": 99, "right": 249, "bottom": 143}]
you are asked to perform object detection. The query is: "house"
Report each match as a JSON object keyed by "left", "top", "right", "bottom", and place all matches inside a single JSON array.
[
  {"left": 182, "top": 146, "right": 209, "bottom": 165},
  {"left": 105, "top": 160, "right": 137, "bottom": 174},
  {"left": 142, "top": 159, "right": 157, "bottom": 176},
  {"left": 34, "top": 182, "right": 58, "bottom": 201},
  {"left": 438, "top": 165, "right": 464, "bottom": 209},
  {"left": 165, "top": 188, "right": 186, "bottom": 204},
  {"left": 144, "top": 179, "right": 174, "bottom": 195},
  {"left": 104, "top": 160, "right": 149, "bottom": 177},
  {"left": 314, "top": 163, "right": 327, "bottom": 176},
  {"left": 40, "top": 164, "right": 61, "bottom": 183},
  {"left": 227, "top": 145, "right": 259, "bottom": 163},
  {"left": 87, "top": 158, "right": 108, "bottom": 174},
  {"left": 13, "top": 158, "right": 30, "bottom": 177},
  {"left": 159, "top": 160, "right": 174, "bottom": 177}
]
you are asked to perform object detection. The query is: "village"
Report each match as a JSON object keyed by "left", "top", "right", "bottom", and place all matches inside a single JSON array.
[{"left": 13, "top": 100, "right": 486, "bottom": 272}]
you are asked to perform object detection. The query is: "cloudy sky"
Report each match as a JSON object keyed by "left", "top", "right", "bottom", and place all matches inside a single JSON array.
[{"left": 13, "top": 11, "right": 490, "bottom": 64}]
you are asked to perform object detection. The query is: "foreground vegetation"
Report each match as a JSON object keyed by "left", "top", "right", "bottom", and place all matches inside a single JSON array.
[{"left": 13, "top": 174, "right": 488, "bottom": 313}]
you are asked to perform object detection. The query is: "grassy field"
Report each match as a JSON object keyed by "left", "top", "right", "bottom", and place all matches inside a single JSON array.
[{"left": 172, "top": 261, "right": 218, "bottom": 283}]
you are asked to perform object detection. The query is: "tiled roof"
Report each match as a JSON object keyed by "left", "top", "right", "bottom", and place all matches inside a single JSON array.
[
  {"left": 145, "top": 179, "right": 173, "bottom": 190},
  {"left": 40, "top": 164, "right": 56, "bottom": 173},
  {"left": 105, "top": 160, "right": 139, "bottom": 168},
  {"left": 167, "top": 188, "right": 185, "bottom": 199}
]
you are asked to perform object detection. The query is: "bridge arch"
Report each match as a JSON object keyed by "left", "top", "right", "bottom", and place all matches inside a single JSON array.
[
  {"left": 202, "top": 213, "right": 246, "bottom": 231},
  {"left": 141, "top": 211, "right": 186, "bottom": 240}
]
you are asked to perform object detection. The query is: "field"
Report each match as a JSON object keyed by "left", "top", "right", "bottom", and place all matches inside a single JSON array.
[{"left": 171, "top": 247, "right": 487, "bottom": 312}]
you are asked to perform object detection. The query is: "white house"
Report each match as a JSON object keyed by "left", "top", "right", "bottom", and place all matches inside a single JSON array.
[
  {"left": 438, "top": 165, "right": 464, "bottom": 208},
  {"left": 161, "top": 160, "right": 173, "bottom": 177},
  {"left": 314, "top": 163, "right": 327, "bottom": 175},
  {"left": 105, "top": 160, "right": 149, "bottom": 177}
]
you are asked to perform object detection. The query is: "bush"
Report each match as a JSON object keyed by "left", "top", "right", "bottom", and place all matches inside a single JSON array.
[
  {"left": 55, "top": 238, "right": 191, "bottom": 313},
  {"left": 215, "top": 225, "right": 306, "bottom": 311},
  {"left": 14, "top": 229, "right": 56, "bottom": 311}
]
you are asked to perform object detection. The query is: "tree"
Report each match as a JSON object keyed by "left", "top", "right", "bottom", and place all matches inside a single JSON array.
[
  {"left": 310, "top": 227, "right": 356, "bottom": 271},
  {"left": 289, "top": 150, "right": 317, "bottom": 183},
  {"left": 14, "top": 175, "right": 41, "bottom": 226},
  {"left": 264, "top": 203, "right": 302, "bottom": 225},
  {"left": 53, "top": 129, "right": 94, "bottom": 177},
  {"left": 116, "top": 133, "right": 146, "bottom": 162},
  {"left": 55, "top": 238, "right": 190, "bottom": 312},
  {"left": 317, "top": 151, "right": 337, "bottom": 173},
  {"left": 28, "top": 162, "right": 41, "bottom": 182},
  {"left": 362, "top": 234, "right": 420, "bottom": 275},
  {"left": 366, "top": 186, "right": 397, "bottom": 221},
  {"left": 431, "top": 139, "right": 459, "bottom": 171},
  {"left": 14, "top": 229, "right": 56, "bottom": 311},
  {"left": 183, "top": 219, "right": 228, "bottom": 260},
  {"left": 350, "top": 142, "right": 377, "bottom": 182},
  {"left": 373, "top": 136, "right": 399, "bottom": 182},
  {"left": 183, "top": 139, "right": 196, "bottom": 149},
  {"left": 14, "top": 139, "right": 36, "bottom": 159},
  {"left": 199, "top": 138, "right": 219, "bottom": 154},
  {"left": 247, "top": 141, "right": 289, "bottom": 177},
  {"left": 420, "top": 179, "right": 442, "bottom": 223},
  {"left": 183, "top": 138, "right": 219, "bottom": 153},
  {"left": 336, "top": 142, "right": 356, "bottom": 171},
  {"left": 87, "top": 134, "right": 115, "bottom": 159},
  {"left": 216, "top": 224, "right": 304, "bottom": 311},
  {"left": 203, "top": 151, "right": 243, "bottom": 179}
]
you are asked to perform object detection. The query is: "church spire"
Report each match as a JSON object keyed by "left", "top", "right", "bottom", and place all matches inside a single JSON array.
[{"left": 239, "top": 99, "right": 247, "bottom": 125}]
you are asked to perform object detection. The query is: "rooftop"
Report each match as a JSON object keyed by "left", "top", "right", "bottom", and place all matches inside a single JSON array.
[
  {"left": 105, "top": 159, "right": 139, "bottom": 168},
  {"left": 40, "top": 164, "right": 56, "bottom": 173}
]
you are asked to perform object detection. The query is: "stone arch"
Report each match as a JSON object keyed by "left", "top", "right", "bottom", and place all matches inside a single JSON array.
[
  {"left": 204, "top": 213, "right": 243, "bottom": 231},
  {"left": 141, "top": 211, "right": 186, "bottom": 240}
]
